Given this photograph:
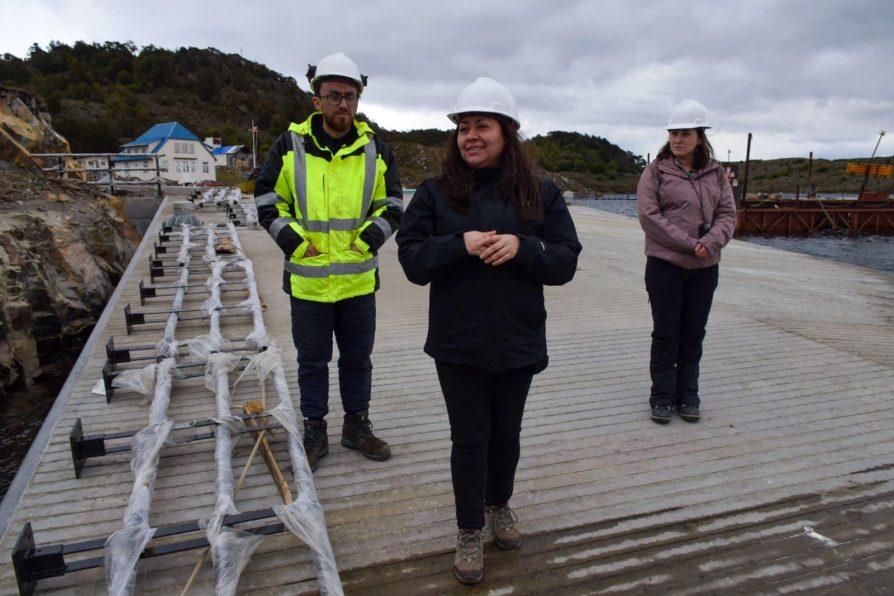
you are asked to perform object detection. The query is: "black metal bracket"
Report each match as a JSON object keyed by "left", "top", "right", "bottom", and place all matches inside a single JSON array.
[
  {"left": 105, "top": 336, "right": 132, "bottom": 364},
  {"left": 123, "top": 303, "right": 144, "bottom": 334},
  {"left": 101, "top": 360, "right": 115, "bottom": 403},
  {"left": 13, "top": 508, "right": 287, "bottom": 595},
  {"left": 138, "top": 279, "right": 156, "bottom": 305},
  {"left": 148, "top": 255, "right": 165, "bottom": 282},
  {"left": 69, "top": 411, "right": 277, "bottom": 477},
  {"left": 69, "top": 418, "right": 131, "bottom": 478}
]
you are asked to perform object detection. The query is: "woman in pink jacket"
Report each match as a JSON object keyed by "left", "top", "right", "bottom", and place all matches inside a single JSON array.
[{"left": 636, "top": 100, "right": 737, "bottom": 424}]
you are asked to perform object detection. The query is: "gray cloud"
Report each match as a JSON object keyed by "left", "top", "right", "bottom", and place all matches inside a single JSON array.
[{"left": 2, "top": 0, "right": 892, "bottom": 159}]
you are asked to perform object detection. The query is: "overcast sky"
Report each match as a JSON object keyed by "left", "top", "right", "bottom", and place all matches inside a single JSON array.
[{"left": 3, "top": 0, "right": 892, "bottom": 161}]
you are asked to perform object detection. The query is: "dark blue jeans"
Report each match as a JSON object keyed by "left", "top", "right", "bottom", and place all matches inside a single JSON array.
[
  {"left": 289, "top": 294, "right": 376, "bottom": 420},
  {"left": 435, "top": 361, "right": 534, "bottom": 530},
  {"left": 645, "top": 257, "right": 719, "bottom": 408}
]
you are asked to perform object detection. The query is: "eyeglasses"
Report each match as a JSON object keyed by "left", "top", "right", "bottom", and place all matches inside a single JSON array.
[{"left": 320, "top": 92, "right": 359, "bottom": 106}]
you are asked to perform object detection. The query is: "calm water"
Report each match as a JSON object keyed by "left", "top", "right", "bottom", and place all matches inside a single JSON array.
[
  {"left": 578, "top": 197, "right": 894, "bottom": 272},
  {"left": 0, "top": 382, "right": 62, "bottom": 501}
]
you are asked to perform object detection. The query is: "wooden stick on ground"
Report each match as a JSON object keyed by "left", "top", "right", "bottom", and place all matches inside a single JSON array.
[{"left": 243, "top": 399, "right": 293, "bottom": 505}]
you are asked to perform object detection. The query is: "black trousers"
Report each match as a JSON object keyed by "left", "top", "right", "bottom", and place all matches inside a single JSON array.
[
  {"left": 645, "top": 256, "right": 719, "bottom": 408},
  {"left": 289, "top": 294, "right": 376, "bottom": 420},
  {"left": 435, "top": 361, "right": 534, "bottom": 530}
]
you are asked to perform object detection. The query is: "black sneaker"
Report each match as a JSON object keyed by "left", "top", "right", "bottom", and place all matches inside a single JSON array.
[
  {"left": 677, "top": 404, "right": 700, "bottom": 422},
  {"left": 651, "top": 405, "right": 672, "bottom": 424}
]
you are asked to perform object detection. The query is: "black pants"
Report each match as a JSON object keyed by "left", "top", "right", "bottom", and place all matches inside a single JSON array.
[
  {"left": 435, "top": 361, "right": 534, "bottom": 530},
  {"left": 645, "top": 256, "right": 718, "bottom": 408},
  {"left": 290, "top": 294, "right": 376, "bottom": 420}
]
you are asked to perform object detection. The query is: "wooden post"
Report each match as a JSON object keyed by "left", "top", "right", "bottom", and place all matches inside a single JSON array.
[
  {"left": 740, "top": 133, "right": 752, "bottom": 204},
  {"left": 807, "top": 151, "right": 814, "bottom": 198}
]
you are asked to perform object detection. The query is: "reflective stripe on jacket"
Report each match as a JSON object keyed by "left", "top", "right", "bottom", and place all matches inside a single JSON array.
[{"left": 254, "top": 113, "right": 403, "bottom": 302}]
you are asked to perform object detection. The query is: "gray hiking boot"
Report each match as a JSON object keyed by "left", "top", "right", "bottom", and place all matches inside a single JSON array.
[
  {"left": 302, "top": 419, "right": 329, "bottom": 471},
  {"left": 453, "top": 529, "right": 484, "bottom": 585},
  {"left": 486, "top": 504, "right": 522, "bottom": 550}
]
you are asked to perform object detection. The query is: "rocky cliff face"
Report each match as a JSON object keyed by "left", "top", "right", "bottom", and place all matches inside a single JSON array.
[
  {"left": 0, "top": 86, "right": 71, "bottom": 166},
  {"left": 0, "top": 87, "right": 139, "bottom": 392}
]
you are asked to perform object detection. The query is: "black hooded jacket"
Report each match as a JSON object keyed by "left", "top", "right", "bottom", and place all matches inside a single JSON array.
[{"left": 396, "top": 169, "right": 581, "bottom": 372}]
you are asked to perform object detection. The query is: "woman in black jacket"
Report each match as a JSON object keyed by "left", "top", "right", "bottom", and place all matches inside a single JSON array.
[{"left": 396, "top": 76, "right": 581, "bottom": 585}]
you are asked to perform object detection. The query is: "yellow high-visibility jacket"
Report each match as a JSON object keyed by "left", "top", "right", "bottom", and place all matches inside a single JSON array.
[{"left": 255, "top": 113, "right": 403, "bottom": 302}]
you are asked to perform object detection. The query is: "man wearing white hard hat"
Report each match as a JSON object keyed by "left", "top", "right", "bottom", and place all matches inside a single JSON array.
[
  {"left": 636, "top": 99, "right": 737, "bottom": 425},
  {"left": 255, "top": 52, "right": 403, "bottom": 471}
]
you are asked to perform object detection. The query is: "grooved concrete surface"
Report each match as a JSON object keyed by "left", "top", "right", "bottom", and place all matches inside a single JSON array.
[{"left": 0, "top": 199, "right": 891, "bottom": 595}]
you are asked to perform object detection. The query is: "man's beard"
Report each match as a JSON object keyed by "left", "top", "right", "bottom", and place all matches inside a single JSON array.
[{"left": 323, "top": 111, "right": 352, "bottom": 136}]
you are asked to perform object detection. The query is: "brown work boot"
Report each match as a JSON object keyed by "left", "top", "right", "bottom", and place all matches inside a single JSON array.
[
  {"left": 341, "top": 410, "right": 391, "bottom": 461},
  {"left": 302, "top": 419, "right": 329, "bottom": 471},
  {"left": 486, "top": 504, "right": 522, "bottom": 550},
  {"left": 453, "top": 529, "right": 484, "bottom": 585}
]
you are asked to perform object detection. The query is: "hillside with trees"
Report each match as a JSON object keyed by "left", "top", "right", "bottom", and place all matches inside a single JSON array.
[
  {"left": 737, "top": 156, "right": 894, "bottom": 196},
  {"left": 0, "top": 42, "right": 644, "bottom": 193},
  {"left": 3, "top": 42, "right": 889, "bottom": 196},
  {"left": 0, "top": 41, "right": 314, "bottom": 155}
]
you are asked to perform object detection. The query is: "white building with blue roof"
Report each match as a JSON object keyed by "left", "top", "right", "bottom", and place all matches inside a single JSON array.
[
  {"left": 114, "top": 121, "right": 216, "bottom": 184},
  {"left": 206, "top": 137, "right": 248, "bottom": 169}
]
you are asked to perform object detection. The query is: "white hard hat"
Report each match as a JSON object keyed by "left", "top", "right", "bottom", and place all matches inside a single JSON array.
[
  {"left": 666, "top": 99, "right": 711, "bottom": 130},
  {"left": 448, "top": 77, "right": 520, "bottom": 128},
  {"left": 306, "top": 52, "right": 367, "bottom": 92}
]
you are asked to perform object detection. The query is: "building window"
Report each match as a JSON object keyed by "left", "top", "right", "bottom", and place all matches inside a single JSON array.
[
  {"left": 161, "top": 159, "right": 168, "bottom": 171},
  {"left": 189, "top": 144, "right": 195, "bottom": 155},
  {"left": 190, "top": 162, "right": 196, "bottom": 173},
  {"left": 202, "top": 162, "right": 209, "bottom": 174},
  {"left": 176, "top": 161, "right": 182, "bottom": 173}
]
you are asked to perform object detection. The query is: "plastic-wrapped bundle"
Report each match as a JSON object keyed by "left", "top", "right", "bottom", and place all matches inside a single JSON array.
[
  {"left": 204, "top": 353, "right": 242, "bottom": 519},
  {"left": 227, "top": 225, "right": 268, "bottom": 351},
  {"left": 156, "top": 225, "right": 191, "bottom": 360},
  {"left": 204, "top": 517, "right": 266, "bottom": 596},
  {"left": 105, "top": 357, "right": 177, "bottom": 595},
  {"left": 111, "top": 363, "right": 157, "bottom": 396},
  {"left": 202, "top": 352, "right": 267, "bottom": 596},
  {"left": 242, "top": 203, "right": 259, "bottom": 229},
  {"left": 228, "top": 346, "right": 342, "bottom": 594},
  {"left": 260, "top": 345, "right": 342, "bottom": 595},
  {"left": 156, "top": 264, "right": 189, "bottom": 360},
  {"left": 176, "top": 223, "right": 194, "bottom": 267},
  {"left": 201, "top": 259, "right": 230, "bottom": 351}
]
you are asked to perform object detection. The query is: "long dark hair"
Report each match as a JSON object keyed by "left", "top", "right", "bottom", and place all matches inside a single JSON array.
[
  {"left": 438, "top": 116, "right": 541, "bottom": 219},
  {"left": 655, "top": 128, "right": 715, "bottom": 169}
]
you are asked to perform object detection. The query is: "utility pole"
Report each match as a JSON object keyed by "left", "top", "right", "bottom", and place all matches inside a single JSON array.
[
  {"left": 249, "top": 120, "right": 259, "bottom": 170},
  {"left": 807, "top": 151, "right": 814, "bottom": 198},
  {"left": 857, "top": 130, "right": 886, "bottom": 202},
  {"left": 740, "top": 133, "right": 753, "bottom": 206}
]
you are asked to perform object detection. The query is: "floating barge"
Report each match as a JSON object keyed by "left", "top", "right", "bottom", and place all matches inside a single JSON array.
[{"left": 736, "top": 192, "right": 894, "bottom": 235}]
